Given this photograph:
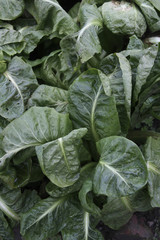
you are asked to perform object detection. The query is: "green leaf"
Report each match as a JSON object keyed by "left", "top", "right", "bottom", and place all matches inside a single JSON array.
[
  {"left": 68, "top": 2, "right": 80, "bottom": 22},
  {"left": 20, "top": 26, "right": 44, "bottom": 54},
  {"left": 102, "top": 1, "right": 147, "bottom": 37},
  {"left": 0, "top": 57, "right": 38, "bottom": 120},
  {"left": 68, "top": 69, "right": 121, "bottom": 142},
  {"left": 133, "top": 0, "right": 160, "bottom": 32},
  {"left": 93, "top": 136, "right": 148, "bottom": 197},
  {"left": 100, "top": 53, "right": 132, "bottom": 134},
  {"left": 0, "top": 116, "right": 8, "bottom": 134},
  {"left": 46, "top": 162, "right": 96, "bottom": 198},
  {"left": 101, "top": 189, "right": 151, "bottom": 230},
  {"left": 0, "top": 185, "right": 20, "bottom": 221},
  {"left": 148, "top": 0, "right": 160, "bottom": 11},
  {"left": 133, "top": 45, "right": 158, "bottom": 104},
  {"left": 62, "top": 208, "right": 104, "bottom": 240},
  {"left": 20, "top": 196, "right": 78, "bottom": 240},
  {"left": 34, "top": 0, "right": 78, "bottom": 37},
  {"left": 144, "top": 137, "right": 160, "bottom": 207},
  {"left": 0, "top": 0, "right": 25, "bottom": 20},
  {"left": 36, "top": 50, "right": 74, "bottom": 89},
  {"left": 0, "top": 211, "right": 14, "bottom": 240},
  {"left": 28, "top": 84, "right": 68, "bottom": 113},
  {"left": 79, "top": 179, "right": 101, "bottom": 216},
  {"left": 76, "top": 3, "right": 103, "bottom": 63},
  {"left": 0, "top": 29, "right": 25, "bottom": 56},
  {"left": 36, "top": 128, "right": 87, "bottom": 187},
  {"left": 0, "top": 107, "right": 72, "bottom": 169},
  {"left": 127, "top": 35, "right": 144, "bottom": 50}
]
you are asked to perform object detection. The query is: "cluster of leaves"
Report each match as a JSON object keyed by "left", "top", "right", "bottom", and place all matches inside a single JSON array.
[{"left": 1, "top": 0, "right": 160, "bottom": 239}]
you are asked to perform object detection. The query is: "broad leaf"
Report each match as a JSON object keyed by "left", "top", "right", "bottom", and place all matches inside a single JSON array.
[
  {"left": 133, "top": 0, "right": 160, "bottom": 33},
  {"left": 100, "top": 53, "right": 132, "bottom": 134},
  {"left": 36, "top": 128, "right": 87, "bottom": 187},
  {"left": 133, "top": 45, "right": 158, "bottom": 104},
  {"left": 0, "top": 107, "right": 72, "bottom": 169},
  {"left": 46, "top": 162, "right": 96, "bottom": 198},
  {"left": 101, "top": 189, "right": 151, "bottom": 230},
  {"left": 68, "top": 69, "right": 121, "bottom": 142},
  {"left": 144, "top": 137, "right": 160, "bottom": 207},
  {"left": 34, "top": 0, "right": 78, "bottom": 37},
  {"left": 0, "top": 185, "right": 20, "bottom": 221},
  {"left": 0, "top": 29, "right": 25, "bottom": 56},
  {"left": 148, "top": 0, "right": 160, "bottom": 11},
  {"left": 0, "top": 0, "right": 25, "bottom": 20},
  {"left": 20, "top": 26, "right": 44, "bottom": 54},
  {"left": 79, "top": 179, "right": 101, "bottom": 216},
  {"left": 0, "top": 57, "right": 38, "bottom": 120},
  {"left": 76, "top": 3, "right": 103, "bottom": 63},
  {"left": 93, "top": 136, "right": 148, "bottom": 197},
  {"left": 62, "top": 208, "right": 104, "bottom": 240},
  {"left": 28, "top": 84, "right": 68, "bottom": 113},
  {"left": 102, "top": 1, "right": 147, "bottom": 37},
  {"left": 20, "top": 196, "right": 78, "bottom": 240},
  {"left": 0, "top": 211, "right": 14, "bottom": 240}
]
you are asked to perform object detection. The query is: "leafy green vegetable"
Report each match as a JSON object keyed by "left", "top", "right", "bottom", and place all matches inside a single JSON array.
[
  {"left": 93, "top": 136, "right": 148, "bottom": 197},
  {"left": 0, "top": 0, "right": 160, "bottom": 238},
  {"left": 102, "top": 1, "right": 147, "bottom": 37},
  {"left": 0, "top": 0, "right": 24, "bottom": 21},
  {"left": 68, "top": 69, "right": 121, "bottom": 142}
]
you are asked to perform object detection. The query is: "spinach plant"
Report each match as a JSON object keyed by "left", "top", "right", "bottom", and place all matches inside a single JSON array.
[{"left": 0, "top": 0, "right": 160, "bottom": 239}]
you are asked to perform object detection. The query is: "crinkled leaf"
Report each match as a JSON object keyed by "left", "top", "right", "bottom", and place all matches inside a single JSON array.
[
  {"left": 34, "top": 0, "right": 78, "bottom": 37},
  {"left": 79, "top": 179, "right": 101, "bottom": 216},
  {"left": 102, "top": 1, "right": 147, "bottom": 37},
  {"left": 68, "top": 2, "right": 80, "bottom": 22},
  {"left": 0, "top": 107, "right": 72, "bottom": 169},
  {"left": 101, "top": 189, "right": 151, "bottom": 230},
  {"left": 0, "top": 29, "right": 25, "bottom": 56},
  {"left": 76, "top": 4, "right": 102, "bottom": 63},
  {"left": 0, "top": 211, "right": 14, "bottom": 240},
  {"left": 148, "top": 0, "right": 160, "bottom": 11},
  {"left": 0, "top": 56, "right": 38, "bottom": 120},
  {"left": 133, "top": 45, "right": 158, "bottom": 104},
  {"left": 20, "top": 196, "right": 78, "bottom": 240},
  {"left": 36, "top": 50, "right": 75, "bottom": 89},
  {"left": 68, "top": 69, "right": 121, "bottom": 142},
  {"left": 0, "top": 185, "right": 20, "bottom": 221},
  {"left": 134, "top": 0, "right": 160, "bottom": 32},
  {"left": 144, "top": 137, "right": 160, "bottom": 207},
  {"left": 62, "top": 208, "right": 104, "bottom": 240},
  {"left": 20, "top": 26, "right": 44, "bottom": 54},
  {"left": 93, "top": 136, "right": 148, "bottom": 197},
  {"left": 46, "top": 162, "right": 96, "bottom": 198},
  {"left": 100, "top": 53, "right": 132, "bottom": 134},
  {"left": 36, "top": 128, "right": 87, "bottom": 187},
  {"left": 28, "top": 84, "right": 68, "bottom": 113},
  {"left": 0, "top": 0, "right": 25, "bottom": 20}
]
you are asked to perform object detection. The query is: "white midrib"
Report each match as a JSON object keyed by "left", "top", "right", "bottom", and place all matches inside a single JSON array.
[
  {"left": 0, "top": 143, "right": 41, "bottom": 167},
  {"left": 91, "top": 85, "right": 102, "bottom": 142},
  {"left": 41, "top": 0, "right": 63, "bottom": 10},
  {"left": 84, "top": 212, "right": 89, "bottom": 240},
  {"left": 121, "top": 196, "right": 133, "bottom": 212},
  {"left": 4, "top": 71, "right": 24, "bottom": 106},
  {"left": 58, "top": 138, "right": 70, "bottom": 171},
  {"left": 100, "top": 161, "right": 129, "bottom": 186},
  {"left": 0, "top": 196, "right": 20, "bottom": 221},
  {"left": 141, "top": 3, "right": 154, "bottom": 10},
  {"left": 77, "top": 20, "right": 101, "bottom": 42},
  {"left": 147, "top": 162, "right": 160, "bottom": 175},
  {"left": 26, "top": 198, "right": 64, "bottom": 230}
]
